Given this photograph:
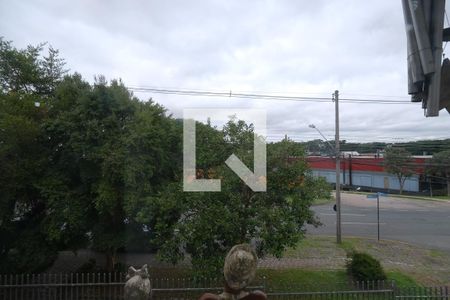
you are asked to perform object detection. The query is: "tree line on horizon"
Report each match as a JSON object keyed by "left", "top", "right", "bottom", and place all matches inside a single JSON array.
[{"left": 304, "top": 139, "right": 450, "bottom": 156}]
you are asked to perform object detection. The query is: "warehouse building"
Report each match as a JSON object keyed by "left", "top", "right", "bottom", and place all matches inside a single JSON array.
[{"left": 306, "top": 156, "right": 429, "bottom": 193}]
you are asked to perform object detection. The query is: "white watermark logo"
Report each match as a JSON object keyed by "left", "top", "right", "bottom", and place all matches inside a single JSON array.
[{"left": 183, "top": 109, "right": 267, "bottom": 192}]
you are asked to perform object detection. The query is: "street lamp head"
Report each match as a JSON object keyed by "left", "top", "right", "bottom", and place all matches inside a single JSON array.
[{"left": 308, "top": 124, "right": 316, "bottom": 129}]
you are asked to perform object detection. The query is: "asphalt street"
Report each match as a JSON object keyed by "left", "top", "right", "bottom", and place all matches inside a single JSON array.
[{"left": 307, "top": 193, "right": 450, "bottom": 253}]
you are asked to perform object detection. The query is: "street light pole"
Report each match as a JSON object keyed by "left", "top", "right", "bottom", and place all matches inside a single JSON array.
[
  {"left": 308, "top": 124, "right": 334, "bottom": 155},
  {"left": 333, "top": 90, "right": 342, "bottom": 244}
]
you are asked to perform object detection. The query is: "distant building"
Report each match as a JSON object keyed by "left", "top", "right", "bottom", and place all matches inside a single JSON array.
[
  {"left": 305, "top": 156, "right": 429, "bottom": 193},
  {"left": 340, "top": 151, "right": 360, "bottom": 157}
]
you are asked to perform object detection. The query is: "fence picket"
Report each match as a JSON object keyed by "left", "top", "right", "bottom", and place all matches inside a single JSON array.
[{"left": 0, "top": 274, "right": 449, "bottom": 300}]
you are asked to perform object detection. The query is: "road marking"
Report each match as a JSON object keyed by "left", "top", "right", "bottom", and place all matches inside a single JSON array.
[
  {"left": 342, "top": 222, "right": 386, "bottom": 225},
  {"left": 343, "top": 213, "right": 367, "bottom": 216},
  {"left": 320, "top": 213, "right": 366, "bottom": 216}
]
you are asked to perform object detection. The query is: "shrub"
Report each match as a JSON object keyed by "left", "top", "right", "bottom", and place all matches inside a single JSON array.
[
  {"left": 346, "top": 252, "right": 387, "bottom": 282},
  {"left": 76, "top": 259, "right": 100, "bottom": 273},
  {"left": 75, "top": 258, "right": 128, "bottom": 273},
  {"left": 0, "top": 229, "right": 58, "bottom": 274}
]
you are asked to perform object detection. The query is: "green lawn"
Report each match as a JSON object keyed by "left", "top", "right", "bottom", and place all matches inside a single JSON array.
[
  {"left": 312, "top": 195, "right": 335, "bottom": 206},
  {"left": 257, "top": 269, "right": 349, "bottom": 292},
  {"left": 387, "top": 271, "right": 419, "bottom": 288},
  {"left": 257, "top": 269, "right": 417, "bottom": 292},
  {"left": 146, "top": 266, "right": 417, "bottom": 292},
  {"left": 284, "top": 235, "right": 450, "bottom": 286},
  {"left": 343, "top": 190, "right": 450, "bottom": 202},
  {"left": 431, "top": 195, "right": 450, "bottom": 200},
  {"left": 146, "top": 235, "right": 441, "bottom": 290}
]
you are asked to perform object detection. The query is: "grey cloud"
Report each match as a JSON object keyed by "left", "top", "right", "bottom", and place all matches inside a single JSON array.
[{"left": 1, "top": 0, "right": 449, "bottom": 142}]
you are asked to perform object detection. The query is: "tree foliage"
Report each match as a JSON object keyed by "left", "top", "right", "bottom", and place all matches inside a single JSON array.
[
  {"left": 0, "top": 39, "right": 182, "bottom": 272},
  {"left": 0, "top": 38, "right": 66, "bottom": 272},
  {"left": 150, "top": 122, "right": 331, "bottom": 276},
  {"left": 41, "top": 75, "right": 181, "bottom": 270},
  {"left": 0, "top": 39, "right": 331, "bottom": 274},
  {"left": 384, "top": 147, "right": 414, "bottom": 194},
  {"left": 0, "top": 37, "right": 66, "bottom": 96},
  {"left": 339, "top": 140, "right": 450, "bottom": 156}
]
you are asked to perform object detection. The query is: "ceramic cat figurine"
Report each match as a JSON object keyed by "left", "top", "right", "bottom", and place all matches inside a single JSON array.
[{"left": 124, "top": 264, "right": 151, "bottom": 300}]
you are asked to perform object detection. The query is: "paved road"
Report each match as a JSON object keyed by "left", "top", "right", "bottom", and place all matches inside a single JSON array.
[{"left": 307, "top": 193, "right": 450, "bottom": 253}]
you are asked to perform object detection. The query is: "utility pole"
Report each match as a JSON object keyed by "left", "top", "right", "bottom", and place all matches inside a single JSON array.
[
  {"left": 377, "top": 192, "right": 380, "bottom": 241},
  {"left": 333, "top": 90, "right": 342, "bottom": 244}
]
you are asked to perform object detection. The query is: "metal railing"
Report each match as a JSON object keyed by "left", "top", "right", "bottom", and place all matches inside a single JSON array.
[
  {"left": 394, "top": 287, "right": 450, "bottom": 299},
  {"left": 0, "top": 273, "right": 125, "bottom": 300},
  {"left": 266, "top": 285, "right": 450, "bottom": 300},
  {"left": 0, "top": 273, "right": 448, "bottom": 300},
  {"left": 0, "top": 273, "right": 262, "bottom": 299},
  {"left": 268, "top": 289, "right": 395, "bottom": 299}
]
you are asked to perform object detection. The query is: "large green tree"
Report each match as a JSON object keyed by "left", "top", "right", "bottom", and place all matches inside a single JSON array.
[
  {"left": 384, "top": 147, "right": 414, "bottom": 194},
  {"left": 42, "top": 75, "right": 181, "bottom": 271},
  {"left": 0, "top": 38, "right": 66, "bottom": 272},
  {"left": 149, "top": 119, "right": 331, "bottom": 276},
  {"left": 1, "top": 39, "right": 184, "bottom": 272}
]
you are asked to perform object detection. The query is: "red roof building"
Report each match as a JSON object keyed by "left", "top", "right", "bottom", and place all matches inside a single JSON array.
[{"left": 304, "top": 156, "right": 428, "bottom": 193}]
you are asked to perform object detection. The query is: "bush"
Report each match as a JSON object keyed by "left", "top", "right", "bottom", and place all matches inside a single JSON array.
[
  {"left": 346, "top": 252, "right": 387, "bottom": 282},
  {"left": 76, "top": 259, "right": 101, "bottom": 273},
  {"left": 75, "top": 258, "right": 128, "bottom": 273},
  {"left": 0, "top": 229, "right": 58, "bottom": 274}
]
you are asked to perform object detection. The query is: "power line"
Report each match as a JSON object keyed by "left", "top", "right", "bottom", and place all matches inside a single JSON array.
[{"left": 128, "top": 86, "right": 417, "bottom": 105}]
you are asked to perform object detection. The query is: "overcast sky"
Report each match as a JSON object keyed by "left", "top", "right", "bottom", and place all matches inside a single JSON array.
[{"left": 1, "top": 0, "right": 450, "bottom": 143}]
